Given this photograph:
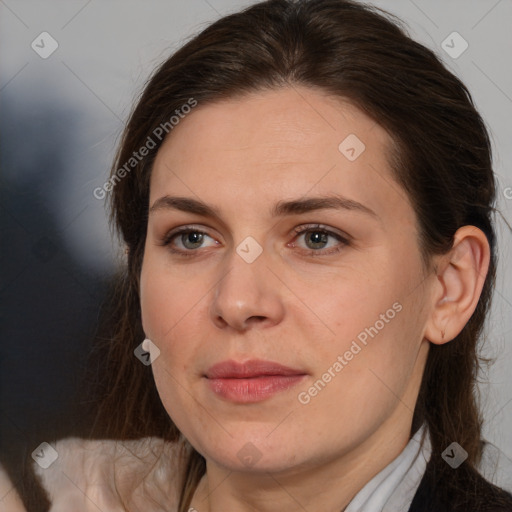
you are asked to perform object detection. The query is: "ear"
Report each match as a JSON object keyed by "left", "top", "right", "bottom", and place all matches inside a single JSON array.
[{"left": 424, "top": 226, "right": 491, "bottom": 345}]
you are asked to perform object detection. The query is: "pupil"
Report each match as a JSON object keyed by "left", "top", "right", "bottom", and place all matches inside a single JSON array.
[
  {"left": 184, "top": 232, "right": 203, "bottom": 248},
  {"left": 307, "top": 231, "right": 327, "bottom": 249}
]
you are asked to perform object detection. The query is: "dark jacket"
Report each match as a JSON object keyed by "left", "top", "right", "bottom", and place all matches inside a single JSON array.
[{"left": 408, "top": 456, "right": 512, "bottom": 512}]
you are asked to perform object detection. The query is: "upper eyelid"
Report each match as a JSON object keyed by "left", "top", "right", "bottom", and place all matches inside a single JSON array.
[
  {"left": 163, "top": 223, "right": 346, "bottom": 237},
  {"left": 292, "top": 224, "right": 351, "bottom": 240}
]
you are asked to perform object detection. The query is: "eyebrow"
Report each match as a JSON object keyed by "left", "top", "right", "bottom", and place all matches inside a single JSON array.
[{"left": 149, "top": 194, "right": 378, "bottom": 220}]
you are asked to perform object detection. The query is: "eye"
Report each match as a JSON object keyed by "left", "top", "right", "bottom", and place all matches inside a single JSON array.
[
  {"left": 290, "top": 224, "right": 349, "bottom": 256},
  {"left": 160, "top": 227, "right": 218, "bottom": 256},
  {"left": 159, "top": 224, "right": 350, "bottom": 258}
]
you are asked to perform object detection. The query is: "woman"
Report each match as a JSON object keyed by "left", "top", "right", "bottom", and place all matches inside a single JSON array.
[{"left": 3, "top": 0, "right": 512, "bottom": 510}]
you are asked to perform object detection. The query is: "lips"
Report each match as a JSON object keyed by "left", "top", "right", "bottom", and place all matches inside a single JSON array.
[
  {"left": 204, "top": 359, "right": 307, "bottom": 403},
  {"left": 205, "top": 359, "right": 306, "bottom": 379}
]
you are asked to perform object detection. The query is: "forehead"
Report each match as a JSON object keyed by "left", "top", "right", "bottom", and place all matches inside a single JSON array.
[{"left": 150, "top": 86, "right": 412, "bottom": 223}]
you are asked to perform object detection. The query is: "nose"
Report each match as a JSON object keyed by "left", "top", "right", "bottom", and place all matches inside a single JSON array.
[{"left": 209, "top": 248, "right": 285, "bottom": 332}]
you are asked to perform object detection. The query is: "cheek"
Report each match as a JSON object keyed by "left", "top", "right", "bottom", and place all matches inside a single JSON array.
[
  {"left": 312, "top": 259, "right": 426, "bottom": 386},
  {"left": 140, "top": 274, "right": 171, "bottom": 341},
  {"left": 140, "top": 255, "right": 206, "bottom": 383},
  {"left": 316, "top": 275, "right": 399, "bottom": 346},
  {"left": 295, "top": 299, "right": 423, "bottom": 437},
  {"left": 140, "top": 263, "right": 198, "bottom": 427},
  {"left": 140, "top": 255, "right": 193, "bottom": 342}
]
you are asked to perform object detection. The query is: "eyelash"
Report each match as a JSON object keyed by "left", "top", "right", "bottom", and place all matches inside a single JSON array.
[{"left": 159, "top": 224, "right": 350, "bottom": 258}]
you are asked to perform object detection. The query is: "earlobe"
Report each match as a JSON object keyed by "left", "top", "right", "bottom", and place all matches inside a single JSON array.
[{"left": 424, "top": 226, "right": 490, "bottom": 345}]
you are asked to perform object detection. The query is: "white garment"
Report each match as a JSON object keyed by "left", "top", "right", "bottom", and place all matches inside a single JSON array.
[{"left": 32, "top": 436, "right": 183, "bottom": 512}]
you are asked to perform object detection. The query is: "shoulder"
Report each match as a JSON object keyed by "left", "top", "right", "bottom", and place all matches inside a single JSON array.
[
  {"left": 31, "top": 436, "right": 183, "bottom": 511},
  {"left": 409, "top": 457, "right": 512, "bottom": 512}
]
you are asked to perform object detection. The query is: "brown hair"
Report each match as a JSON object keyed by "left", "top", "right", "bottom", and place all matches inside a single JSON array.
[{"left": 87, "top": 0, "right": 502, "bottom": 510}]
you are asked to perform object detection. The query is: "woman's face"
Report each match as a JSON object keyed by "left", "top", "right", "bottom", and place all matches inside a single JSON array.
[{"left": 140, "top": 86, "right": 434, "bottom": 474}]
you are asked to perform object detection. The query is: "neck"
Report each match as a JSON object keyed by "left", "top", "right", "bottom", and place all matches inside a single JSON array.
[{"left": 189, "top": 414, "right": 413, "bottom": 512}]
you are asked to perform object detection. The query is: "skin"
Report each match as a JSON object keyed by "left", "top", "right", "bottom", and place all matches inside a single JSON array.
[
  {"left": 140, "top": 86, "right": 489, "bottom": 512},
  {"left": 0, "top": 467, "right": 26, "bottom": 512}
]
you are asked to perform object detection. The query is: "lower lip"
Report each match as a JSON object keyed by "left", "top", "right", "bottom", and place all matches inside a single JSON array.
[{"left": 206, "top": 375, "right": 306, "bottom": 403}]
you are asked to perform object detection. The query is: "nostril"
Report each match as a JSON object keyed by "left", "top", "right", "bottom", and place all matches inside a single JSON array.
[{"left": 247, "top": 315, "right": 267, "bottom": 324}]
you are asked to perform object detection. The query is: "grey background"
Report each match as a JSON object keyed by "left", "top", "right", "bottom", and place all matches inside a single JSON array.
[{"left": 1, "top": 0, "right": 511, "bottom": 478}]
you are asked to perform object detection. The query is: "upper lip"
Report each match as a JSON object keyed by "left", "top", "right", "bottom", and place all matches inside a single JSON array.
[{"left": 205, "top": 359, "right": 307, "bottom": 379}]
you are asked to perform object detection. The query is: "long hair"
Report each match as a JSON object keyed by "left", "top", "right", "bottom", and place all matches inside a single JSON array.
[{"left": 86, "top": 1, "right": 500, "bottom": 510}]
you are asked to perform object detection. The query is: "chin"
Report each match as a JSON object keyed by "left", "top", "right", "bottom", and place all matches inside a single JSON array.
[{"left": 195, "top": 434, "right": 306, "bottom": 474}]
